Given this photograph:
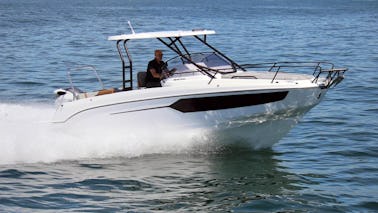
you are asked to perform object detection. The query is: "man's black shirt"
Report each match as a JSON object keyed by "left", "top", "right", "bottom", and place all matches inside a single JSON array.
[{"left": 146, "top": 59, "right": 165, "bottom": 83}]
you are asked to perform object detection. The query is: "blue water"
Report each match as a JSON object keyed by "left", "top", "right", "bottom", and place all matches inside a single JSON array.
[{"left": 1, "top": 0, "right": 377, "bottom": 212}]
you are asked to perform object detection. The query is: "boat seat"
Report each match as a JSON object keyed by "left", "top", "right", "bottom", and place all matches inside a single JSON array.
[
  {"left": 96, "top": 88, "right": 117, "bottom": 96},
  {"left": 76, "top": 88, "right": 118, "bottom": 99},
  {"left": 137, "top": 72, "right": 147, "bottom": 88}
]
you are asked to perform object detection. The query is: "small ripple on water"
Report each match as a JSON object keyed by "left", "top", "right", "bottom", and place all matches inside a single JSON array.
[
  {"left": 12, "top": 81, "right": 46, "bottom": 86},
  {"left": 76, "top": 178, "right": 153, "bottom": 191},
  {"left": 355, "top": 201, "right": 378, "bottom": 211},
  {"left": 78, "top": 163, "right": 105, "bottom": 169},
  {"left": 0, "top": 169, "right": 47, "bottom": 179}
]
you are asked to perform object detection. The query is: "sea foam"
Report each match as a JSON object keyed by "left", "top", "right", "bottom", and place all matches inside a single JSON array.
[{"left": 0, "top": 103, "right": 213, "bottom": 165}]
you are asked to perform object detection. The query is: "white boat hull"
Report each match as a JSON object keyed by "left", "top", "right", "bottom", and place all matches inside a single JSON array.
[{"left": 52, "top": 78, "right": 326, "bottom": 149}]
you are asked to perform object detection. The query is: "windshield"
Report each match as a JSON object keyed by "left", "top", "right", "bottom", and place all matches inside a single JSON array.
[{"left": 165, "top": 52, "right": 235, "bottom": 77}]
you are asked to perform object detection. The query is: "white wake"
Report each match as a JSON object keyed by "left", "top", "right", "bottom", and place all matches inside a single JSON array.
[{"left": 0, "top": 103, "right": 214, "bottom": 165}]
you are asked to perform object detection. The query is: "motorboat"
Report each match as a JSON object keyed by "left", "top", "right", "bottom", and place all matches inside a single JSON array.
[{"left": 53, "top": 29, "right": 347, "bottom": 148}]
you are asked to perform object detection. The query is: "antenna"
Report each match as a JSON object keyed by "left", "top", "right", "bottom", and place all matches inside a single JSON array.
[{"left": 128, "top": 21, "right": 135, "bottom": 34}]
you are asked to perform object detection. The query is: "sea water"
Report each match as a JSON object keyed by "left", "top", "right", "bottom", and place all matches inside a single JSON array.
[{"left": 0, "top": 0, "right": 377, "bottom": 212}]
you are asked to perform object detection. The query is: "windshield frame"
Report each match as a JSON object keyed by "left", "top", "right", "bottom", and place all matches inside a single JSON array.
[{"left": 165, "top": 52, "right": 237, "bottom": 78}]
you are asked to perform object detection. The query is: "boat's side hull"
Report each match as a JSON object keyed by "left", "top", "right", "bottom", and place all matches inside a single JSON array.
[{"left": 52, "top": 84, "right": 326, "bottom": 149}]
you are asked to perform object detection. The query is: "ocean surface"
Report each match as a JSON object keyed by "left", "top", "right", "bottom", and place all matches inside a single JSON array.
[{"left": 0, "top": 0, "right": 377, "bottom": 212}]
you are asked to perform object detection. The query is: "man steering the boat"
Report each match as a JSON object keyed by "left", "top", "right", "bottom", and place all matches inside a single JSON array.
[{"left": 145, "top": 49, "right": 169, "bottom": 88}]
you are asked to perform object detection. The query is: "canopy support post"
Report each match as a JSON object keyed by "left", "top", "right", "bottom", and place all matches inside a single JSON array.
[{"left": 116, "top": 39, "right": 133, "bottom": 91}]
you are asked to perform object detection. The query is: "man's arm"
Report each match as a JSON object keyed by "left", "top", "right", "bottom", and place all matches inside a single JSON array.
[{"left": 149, "top": 68, "right": 162, "bottom": 79}]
